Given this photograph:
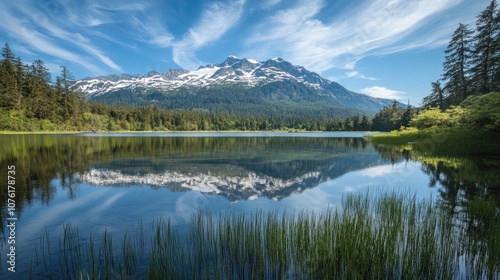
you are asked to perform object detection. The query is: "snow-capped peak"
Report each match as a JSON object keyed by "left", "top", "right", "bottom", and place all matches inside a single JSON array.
[
  {"left": 247, "top": 58, "right": 260, "bottom": 64},
  {"left": 73, "top": 56, "right": 331, "bottom": 97}
]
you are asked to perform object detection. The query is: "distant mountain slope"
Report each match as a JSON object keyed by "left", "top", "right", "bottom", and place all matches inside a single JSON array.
[{"left": 73, "top": 56, "right": 394, "bottom": 118}]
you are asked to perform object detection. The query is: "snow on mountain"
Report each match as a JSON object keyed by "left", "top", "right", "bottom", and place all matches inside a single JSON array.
[
  {"left": 73, "top": 56, "right": 398, "bottom": 117},
  {"left": 74, "top": 56, "right": 334, "bottom": 98}
]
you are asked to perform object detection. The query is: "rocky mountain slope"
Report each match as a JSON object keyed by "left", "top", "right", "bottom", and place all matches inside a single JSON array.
[{"left": 74, "top": 56, "right": 394, "bottom": 118}]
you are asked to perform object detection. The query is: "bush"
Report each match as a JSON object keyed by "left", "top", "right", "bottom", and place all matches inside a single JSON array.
[
  {"left": 461, "top": 92, "right": 500, "bottom": 132},
  {"left": 40, "top": 119, "right": 57, "bottom": 131},
  {"left": 409, "top": 107, "right": 467, "bottom": 130}
]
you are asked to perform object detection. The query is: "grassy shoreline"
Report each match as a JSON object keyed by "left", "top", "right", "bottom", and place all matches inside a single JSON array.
[{"left": 368, "top": 128, "right": 500, "bottom": 156}]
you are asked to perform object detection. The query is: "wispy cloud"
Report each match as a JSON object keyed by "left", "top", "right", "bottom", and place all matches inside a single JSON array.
[
  {"left": 36, "top": 21, "right": 123, "bottom": 72},
  {"left": 245, "top": 0, "right": 464, "bottom": 74},
  {"left": 244, "top": 0, "right": 326, "bottom": 63},
  {"left": 131, "top": 15, "right": 174, "bottom": 48},
  {"left": 0, "top": 6, "right": 105, "bottom": 74},
  {"left": 172, "top": 0, "right": 246, "bottom": 69},
  {"left": 64, "top": 1, "right": 152, "bottom": 27},
  {"left": 0, "top": 0, "right": 483, "bottom": 81},
  {"left": 345, "top": 71, "right": 377, "bottom": 81},
  {"left": 0, "top": 1, "right": 124, "bottom": 74},
  {"left": 64, "top": 3, "right": 117, "bottom": 27},
  {"left": 0, "top": 0, "right": 177, "bottom": 75},
  {"left": 361, "top": 86, "right": 406, "bottom": 100}
]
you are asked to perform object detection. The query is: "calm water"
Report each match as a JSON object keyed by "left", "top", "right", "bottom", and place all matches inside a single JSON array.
[{"left": 0, "top": 132, "right": 498, "bottom": 277}]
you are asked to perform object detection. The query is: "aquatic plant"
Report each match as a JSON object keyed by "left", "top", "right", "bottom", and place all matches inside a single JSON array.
[{"left": 29, "top": 191, "right": 499, "bottom": 279}]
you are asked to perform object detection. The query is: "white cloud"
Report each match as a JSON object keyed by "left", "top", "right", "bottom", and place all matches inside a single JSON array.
[
  {"left": 345, "top": 71, "right": 377, "bottom": 81},
  {"left": 244, "top": 0, "right": 465, "bottom": 74},
  {"left": 244, "top": 0, "right": 327, "bottom": 66},
  {"left": 0, "top": 1, "right": 124, "bottom": 74},
  {"left": 131, "top": 15, "right": 174, "bottom": 48},
  {"left": 344, "top": 61, "right": 358, "bottom": 70},
  {"left": 1, "top": 0, "right": 485, "bottom": 80},
  {"left": 361, "top": 86, "right": 406, "bottom": 100},
  {"left": 0, "top": 8, "right": 104, "bottom": 74},
  {"left": 66, "top": 1, "right": 151, "bottom": 27},
  {"left": 38, "top": 22, "right": 123, "bottom": 72},
  {"left": 172, "top": 0, "right": 246, "bottom": 69},
  {"left": 345, "top": 71, "right": 358, "bottom": 78}
]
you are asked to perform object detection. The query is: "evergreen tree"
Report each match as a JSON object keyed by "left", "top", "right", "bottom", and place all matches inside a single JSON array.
[
  {"left": 24, "top": 59, "right": 55, "bottom": 119},
  {"left": 470, "top": 0, "right": 499, "bottom": 94},
  {"left": 371, "top": 101, "right": 405, "bottom": 131},
  {"left": 401, "top": 102, "right": 417, "bottom": 128},
  {"left": 442, "top": 23, "right": 474, "bottom": 103},
  {"left": 423, "top": 81, "right": 445, "bottom": 110},
  {"left": 0, "top": 43, "right": 23, "bottom": 109},
  {"left": 13, "top": 55, "right": 25, "bottom": 109},
  {"left": 352, "top": 115, "right": 360, "bottom": 130},
  {"left": 360, "top": 115, "right": 371, "bottom": 131},
  {"left": 343, "top": 117, "right": 353, "bottom": 131},
  {"left": 56, "top": 66, "right": 81, "bottom": 120},
  {"left": 493, "top": 7, "right": 500, "bottom": 91}
]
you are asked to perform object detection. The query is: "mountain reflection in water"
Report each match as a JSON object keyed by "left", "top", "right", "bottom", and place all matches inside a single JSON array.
[{"left": 0, "top": 133, "right": 498, "bottom": 223}]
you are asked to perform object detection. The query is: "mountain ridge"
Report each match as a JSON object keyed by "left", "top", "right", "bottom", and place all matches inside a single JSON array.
[{"left": 73, "top": 56, "right": 395, "bottom": 118}]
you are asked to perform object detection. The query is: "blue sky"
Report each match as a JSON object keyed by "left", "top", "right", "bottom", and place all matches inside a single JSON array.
[{"left": 0, "top": 0, "right": 490, "bottom": 105}]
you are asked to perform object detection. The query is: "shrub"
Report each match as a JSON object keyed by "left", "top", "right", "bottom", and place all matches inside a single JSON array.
[
  {"left": 461, "top": 92, "right": 500, "bottom": 132},
  {"left": 409, "top": 107, "right": 467, "bottom": 130}
]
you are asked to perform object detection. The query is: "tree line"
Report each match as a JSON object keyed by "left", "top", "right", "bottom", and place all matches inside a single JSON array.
[
  {"left": 0, "top": 44, "right": 376, "bottom": 132},
  {"left": 0, "top": 43, "right": 85, "bottom": 130}
]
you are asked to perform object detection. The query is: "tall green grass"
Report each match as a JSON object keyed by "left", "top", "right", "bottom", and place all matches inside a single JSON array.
[{"left": 30, "top": 191, "right": 500, "bottom": 279}]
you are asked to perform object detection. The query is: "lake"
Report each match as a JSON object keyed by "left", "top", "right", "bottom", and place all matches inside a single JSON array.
[{"left": 0, "top": 132, "right": 499, "bottom": 278}]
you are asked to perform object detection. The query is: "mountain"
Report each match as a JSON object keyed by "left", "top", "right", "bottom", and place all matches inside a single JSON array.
[{"left": 73, "top": 56, "right": 395, "bottom": 118}]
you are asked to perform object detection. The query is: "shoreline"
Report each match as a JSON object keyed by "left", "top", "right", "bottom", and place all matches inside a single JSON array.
[
  {"left": 367, "top": 128, "right": 500, "bottom": 157},
  {"left": 0, "top": 130, "right": 383, "bottom": 135}
]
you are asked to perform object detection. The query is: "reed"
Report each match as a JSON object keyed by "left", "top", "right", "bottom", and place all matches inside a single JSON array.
[
  {"left": 461, "top": 195, "right": 500, "bottom": 279},
  {"left": 29, "top": 191, "right": 499, "bottom": 279}
]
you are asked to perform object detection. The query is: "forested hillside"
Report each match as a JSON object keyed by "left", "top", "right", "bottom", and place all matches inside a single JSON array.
[{"left": 0, "top": 44, "right": 375, "bottom": 132}]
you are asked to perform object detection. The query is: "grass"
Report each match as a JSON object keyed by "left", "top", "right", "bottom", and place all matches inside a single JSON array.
[
  {"left": 29, "top": 191, "right": 500, "bottom": 279},
  {"left": 369, "top": 128, "right": 500, "bottom": 156}
]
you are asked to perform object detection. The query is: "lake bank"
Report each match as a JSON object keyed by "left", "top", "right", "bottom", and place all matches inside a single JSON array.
[{"left": 368, "top": 128, "right": 500, "bottom": 157}]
